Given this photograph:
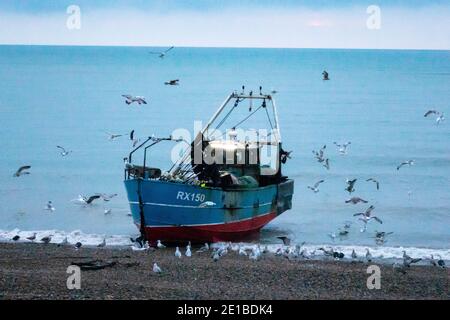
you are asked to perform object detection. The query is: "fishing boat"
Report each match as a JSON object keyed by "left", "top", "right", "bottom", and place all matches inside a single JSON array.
[{"left": 124, "top": 88, "right": 294, "bottom": 244}]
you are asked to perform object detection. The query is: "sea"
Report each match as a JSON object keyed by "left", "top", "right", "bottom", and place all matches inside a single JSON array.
[{"left": 0, "top": 45, "right": 449, "bottom": 260}]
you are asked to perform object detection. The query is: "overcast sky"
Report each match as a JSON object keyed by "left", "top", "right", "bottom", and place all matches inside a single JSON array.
[{"left": 0, "top": 0, "right": 449, "bottom": 49}]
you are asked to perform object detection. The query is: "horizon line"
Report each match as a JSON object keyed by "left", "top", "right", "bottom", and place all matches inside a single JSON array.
[{"left": 1, "top": 43, "right": 449, "bottom": 52}]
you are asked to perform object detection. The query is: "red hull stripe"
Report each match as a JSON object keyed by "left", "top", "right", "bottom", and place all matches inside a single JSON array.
[{"left": 140, "top": 212, "right": 278, "bottom": 243}]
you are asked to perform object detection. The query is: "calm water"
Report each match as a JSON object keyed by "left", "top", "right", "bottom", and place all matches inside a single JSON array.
[{"left": 0, "top": 45, "right": 449, "bottom": 251}]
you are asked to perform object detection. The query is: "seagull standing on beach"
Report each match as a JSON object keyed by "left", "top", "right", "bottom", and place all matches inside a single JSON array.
[
  {"left": 40, "top": 235, "right": 52, "bottom": 244},
  {"left": 153, "top": 263, "right": 162, "bottom": 273},
  {"left": 13, "top": 166, "right": 31, "bottom": 177},
  {"left": 354, "top": 205, "right": 382, "bottom": 232},
  {"left": 397, "top": 160, "right": 415, "bottom": 171},
  {"left": 249, "top": 246, "right": 261, "bottom": 260},
  {"left": 307, "top": 180, "right": 324, "bottom": 193},
  {"left": 26, "top": 233, "right": 37, "bottom": 242},
  {"left": 351, "top": 249, "right": 358, "bottom": 260},
  {"left": 185, "top": 245, "right": 192, "bottom": 257},
  {"left": 319, "top": 247, "right": 334, "bottom": 258},
  {"left": 157, "top": 240, "right": 166, "bottom": 249},
  {"left": 122, "top": 95, "right": 147, "bottom": 105},
  {"left": 175, "top": 247, "right": 182, "bottom": 258},
  {"left": 44, "top": 201, "right": 55, "bottom": 212},
  {"left": 149, "top": 46, "right": 174, "bottom": 59},
  {"left": 366, "top": 178, "right": 380, "bottom": 190},
  {"left": 57, "top": 146, "right": 72, "bottom": 157},
  {"left": 212, "top": 250, "right": 220, "bottom": 262},
  {"left": 197, "top": 243, "right": 209, "bottom": 252},
  {"left": 60, "top": 237, "right": 68, "bottom": 246},
  {"left": 334, "top": 141, "right": 351, "bottom": 155},
  {"left": 428, "top": 255, "right": 446, "bottom": 268},
  {"left": 97, "top": 238, "right": 106, "bottom": 248},
  {"left": 365, "top": 249, "right": 372, "bottom": 262},
  {"left": 238, "top": 245, "right": 248, "bottom": 256},
  {"left": 345, "top": 197, "right": 368, "bottom": 204},
  {"left": 345, "top": 179, "right": 357, "bottom": 194}
]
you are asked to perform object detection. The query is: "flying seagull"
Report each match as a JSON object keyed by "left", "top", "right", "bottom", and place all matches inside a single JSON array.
[
  {"left": 14, "top": 166, "right": 31, "bottom": 177},
  {"left": 402, "top": 250, "right": 421, "bottom": 267},
  {"left": 307, "top": 180, "right": 325, "bottom": 193},
  {"left": 345, "top": 179, "right": 357, "bottom": 194},
  {"left": 165, "top": 79, "right": 180, "bottom": 86},
  {"left": 424, "top": 110, "right": 445, "bottom": 125},
  {"left": 366, "top": 178, "right": 380, "bottom": 190},
  {"left": 72, "top": 194, "right": 101, "bottom": 205},
  {"left": 397, "top": 160, "right": 415, "bottom": 171},
  {"left": 374, "top": 231, "right": 393, "bottom": 244},
  {"left": 322, "top": 158, "right": 330, "bottom": 170},
  {"left": 334, "top": 141, "right": 351, "bottom": 155},
  {"left": 149, "top": 46, "right": 174, "bottom": 59},
  {"left": 56, "top": 146, "right": 71, "bottom": 157},
  {"left": 122, "top": 95, "right": 147, "bottom": 105},
  {"left": 277, "top": 236, "right": 291, "bottom": 246},
  {"left": 106, "top": 132, "right": 124, "bottom": 141},
  {"left": 44, "top": 201, "right": 55, "bottom": 212},
  {"left": 353, "top": 205, "right": 382, "bottom": 231},
  {"left": 345, "top": 197, "right": 368, "bottom": 204},
  {"left": 99, "top": 193, "right": 118, "bottom": 202},
  {"left": 199, "top": 201, "right": 216, "bottom": 208},
  {"left": 312, "top": 145, "right": 326, "bottom": 163},
  {"left": 343, "top": 221, "right": 352, "bottom": 230}
]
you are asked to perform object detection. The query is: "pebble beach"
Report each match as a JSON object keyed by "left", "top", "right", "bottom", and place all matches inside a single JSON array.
[{"left": 0, "top": 243, "right": 448, "bottom": 300}]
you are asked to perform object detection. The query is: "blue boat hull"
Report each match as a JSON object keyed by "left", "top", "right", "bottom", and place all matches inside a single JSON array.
[{"left": 124, "top": 179, "right": 294, "bottom": 243}]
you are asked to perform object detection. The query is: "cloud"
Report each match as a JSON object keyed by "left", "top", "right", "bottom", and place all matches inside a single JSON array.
[{"left": 0, "top": 5, "right": 449, "bottom": 49}]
